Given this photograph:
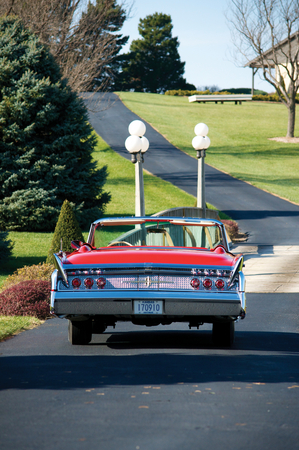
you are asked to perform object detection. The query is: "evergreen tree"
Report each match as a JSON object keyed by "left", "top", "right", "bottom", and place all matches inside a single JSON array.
[
  {"left": 0, "top": 231, "right": 13, "bottom": 267},
  {"left": 81, "top": 0, "right": 129, "bottom": 90},
  {"left": 0, "top": 17, "right": 110, "bottom": 231},
  {"left": 115, "top": 13, "right": 187, "bottom": 93},
  {"left": 47, "top": 200, "right": 84, "bottom": 264}
]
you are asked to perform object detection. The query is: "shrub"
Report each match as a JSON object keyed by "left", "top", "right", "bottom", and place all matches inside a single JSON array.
[
  {"left": 0, "top": 231, "right": 13, "bottom": 266},
  {"left": 253, "top": 93, "right": 299, "bottom": 103},
  {"left": 165, "top": 89, "right": 233, "bottom": 96},
  {"left": 221, "top": 220, "right": 239, "bottom": 239},
  {"left": 0, "top": 280, "right": 51, "bottom": 319},
  {"left": 1, "top": 262, "right": 54, "bottom": 291},
  {"left": 47, "top": 199, "right": 84, "bottom": 264}
]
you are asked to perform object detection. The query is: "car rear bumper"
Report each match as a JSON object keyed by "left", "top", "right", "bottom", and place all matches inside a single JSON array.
[{"left": 52, "top": 290, "right": 246, "bottom": 318}]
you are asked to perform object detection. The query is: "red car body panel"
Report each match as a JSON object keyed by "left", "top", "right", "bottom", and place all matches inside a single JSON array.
[{"left": 67, "top": 246, "right": 236, "bottom": 267}]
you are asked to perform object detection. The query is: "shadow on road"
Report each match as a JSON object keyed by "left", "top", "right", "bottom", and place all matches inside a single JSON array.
[{"left": 1, "top": 331, "right": 298, "bottom": 391}]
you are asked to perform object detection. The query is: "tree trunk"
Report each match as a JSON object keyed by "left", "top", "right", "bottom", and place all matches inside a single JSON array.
[{"left": 287, "top": 95, "right": 296, "bottom": 138}]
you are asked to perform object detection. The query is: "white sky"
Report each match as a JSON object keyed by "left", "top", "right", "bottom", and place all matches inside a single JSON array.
[{"left": 120, "top": 0, "right": 271, "bottom": 92}]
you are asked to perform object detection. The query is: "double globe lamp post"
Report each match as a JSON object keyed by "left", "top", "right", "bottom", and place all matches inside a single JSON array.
[
  {"left": 125, "top": 120, "right": 210, "bottom": 219},
  {"left": 125, "top": 120, "right": 149, "bottom": 217},
  {"left": 192, "top": 123, "right": 210, "bottom": 218}
]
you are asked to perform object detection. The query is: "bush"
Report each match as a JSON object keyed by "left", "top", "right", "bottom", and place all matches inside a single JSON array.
[
  {"left": 0, "top": 231, "right": 13, "bottom": 266},
  {"left": 0, "top": 280, "right": 51, "bottom": 319},
  {"left": 221, "top": 220, "right": 239, "bottom": 239},
  {"left": 165, "top": 89, "right": 234, "bottom": 96},
  {"left": 220, "top": 88, "right": 268, "bottom": 95},
  {"left": 1, "top": 262, "right": 54, "bottom": 291},
  {"left": 47, "top": 199, "right": 84, "bottom": 264},
  {"left": 253, "top": 93, "right": 299, "bottom": 103}
]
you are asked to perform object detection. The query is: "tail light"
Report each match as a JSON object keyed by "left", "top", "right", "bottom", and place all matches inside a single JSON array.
[
  {"left": 84, "top": 278, "right": 94, "bottom": 289},
  {"left": 72, "top": 278, "right": 81, "bottom": 289},
  {"left": 190, "top": 278, "right": 200, "bottom": 289},
  {"left": 215, "top": 279, "right": 225, "bottom": 289},
  {"left": 203, "top": 278, "right": 212, "bottom": 289},
  {"left": 97, "top": 277, "right": 106, "bottom": 289}
]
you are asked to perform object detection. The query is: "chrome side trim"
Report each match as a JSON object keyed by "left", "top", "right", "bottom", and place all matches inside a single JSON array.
[
  {"left": 51, "top": 269, "right": 58, "bottom": 291},
  {"left": 239, "top": 271, "right": 245, "bottom": 292},
  {"left": 50, "top": 270, "right": 58, "bottom": 311},
  {"left": 228, "top": 256, "right": 244, "bottom": 288},
  {"left": 53, "top": 254, "right": 69, "bottom": 286}
]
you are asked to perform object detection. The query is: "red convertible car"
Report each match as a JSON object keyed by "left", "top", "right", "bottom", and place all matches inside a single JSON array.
[{"left": 51, "top": 217, "right": 246, "bottom": 346}]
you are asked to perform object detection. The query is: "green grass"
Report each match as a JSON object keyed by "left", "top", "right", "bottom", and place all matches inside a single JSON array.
[
  {"left": 117, "top": 92, "right": 299, "bottom": 205},
  {"left": 0, "top": 316, "right": 43, "bottom": 342}
]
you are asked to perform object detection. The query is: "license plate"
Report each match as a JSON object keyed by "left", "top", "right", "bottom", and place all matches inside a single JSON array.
[{"left": 134, "top": 300, "right": 163, "bottom": 314}]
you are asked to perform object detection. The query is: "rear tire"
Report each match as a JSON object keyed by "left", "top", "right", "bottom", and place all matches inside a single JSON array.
[
  {"left": 212, "top": 321, "right": 235, "bottom": 347},
  {"left": 68, "top": 319, "right": 92, "bottom": 345}
]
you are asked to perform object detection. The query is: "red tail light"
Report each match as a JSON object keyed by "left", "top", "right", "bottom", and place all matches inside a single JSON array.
[
  {"left": 215, "top": 279, "right": 225, "bottom": 289},
  {"left": 84, "top": 278, "right": 94, "bottom": 289},
  {"left": 97, "top": 277, "right": 106, "bottom": 289},
  {"left": 72, "top": 278, "right": 81, "bottom": 289},
  {"left": 203, "top": 278, "right": 212, "bottom": 289},
  {"left": 190, "top": 278, "right": 200, "bottom": 289}
]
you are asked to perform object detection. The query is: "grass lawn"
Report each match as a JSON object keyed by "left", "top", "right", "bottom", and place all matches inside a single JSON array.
[
  {"left": 0, "top": 316, "right": 43, "bottom": 342},
  {"left": 117, "top": 92, "right": 299, "bottom": 205}
]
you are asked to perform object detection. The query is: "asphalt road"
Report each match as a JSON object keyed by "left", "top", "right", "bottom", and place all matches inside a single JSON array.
[
  {"left": 0, "top": 93, "right": 299, "bottom": 450},
  {"left": 1, "top": 293, "right": 299, "bottom": 450},
  {"left": 84, "top": 93, "right": 299, "bottom": 246}
]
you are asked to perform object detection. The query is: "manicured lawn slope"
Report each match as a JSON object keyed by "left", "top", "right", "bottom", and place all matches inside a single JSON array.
[{"left": 117, "top": 92, "right": 299, "bottom": 205}]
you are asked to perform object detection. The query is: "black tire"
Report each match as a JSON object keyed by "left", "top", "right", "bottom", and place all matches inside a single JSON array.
[
  {"left": 68, "top": 319, "right": 92, "bottom": 345},
  {"left": 212, "top": 321, "right": 235, "bottom": 347}
]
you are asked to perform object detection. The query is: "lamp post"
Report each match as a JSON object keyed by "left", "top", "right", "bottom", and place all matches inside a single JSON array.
[
  {"left": 125, "top": 120, "right": 149, "bottom": 217},
  {"left": 192, "top": 123, "right": 210, "bottom": 217}
]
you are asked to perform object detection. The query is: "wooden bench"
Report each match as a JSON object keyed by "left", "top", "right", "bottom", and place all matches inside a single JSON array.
[{"left": 188, "top": 94, "right": 252, "bottom": 105}]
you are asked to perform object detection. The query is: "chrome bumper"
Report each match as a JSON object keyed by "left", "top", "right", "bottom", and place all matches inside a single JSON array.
[{"left": 52, "top": 289, "right": 245, "bottom": 318}]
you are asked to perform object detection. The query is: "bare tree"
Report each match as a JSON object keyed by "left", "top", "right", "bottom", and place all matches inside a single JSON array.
[
  {"left": 227, "top": 0, "right": 299, "bottom": 137},
  {"left": 1, "top": 0, "right": 130, "bottom": 95}
]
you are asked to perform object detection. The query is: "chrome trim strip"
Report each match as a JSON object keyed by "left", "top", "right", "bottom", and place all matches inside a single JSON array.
[
  {"left": 53, "top": 290, "right": 242, "bottom": 302},
  {"left": 228, "top": 256, "right": 244, "bottom": 288},
  {"left": 239, "top": 271, "right": 245, "bottom": 292},
  {"left": 50, "top": 270, "right": 58, "bottom": 311},
  {"left": 53, "top": 254, "right": 69, "bottom": 286}
]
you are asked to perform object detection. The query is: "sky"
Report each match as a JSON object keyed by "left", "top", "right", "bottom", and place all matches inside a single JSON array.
[{"left": 120, "top": 0, "right": 271, "bottom": 92}]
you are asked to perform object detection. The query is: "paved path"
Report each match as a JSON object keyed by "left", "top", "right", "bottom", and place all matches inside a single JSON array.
[
  {"left": 85, "top": 93, "right": 299, "bottom": 294},
  {"left": 233, "top": 244, "right": 299, "bottom": 293}
]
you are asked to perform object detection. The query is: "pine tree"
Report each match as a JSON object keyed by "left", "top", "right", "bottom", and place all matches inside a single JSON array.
[
  {"left": 81, "top": 0, "right": 129, "bottom": 90},
  {"left": 115, "top": 13, "right": 187, "bottom": 93},
  {"left": 0, "top": 17, "right": 111, "bottom": 231},
  {"left": 0, "top": 231, "right": 13, "bottom": 267},
  {"left": 47, "top": 200, "right": 85, "bottom": 264}
]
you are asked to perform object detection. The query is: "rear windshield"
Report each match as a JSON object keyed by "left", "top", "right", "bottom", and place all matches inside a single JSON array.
[{"left": 92, "top": 221, "right": 224, "bottom": 250}]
